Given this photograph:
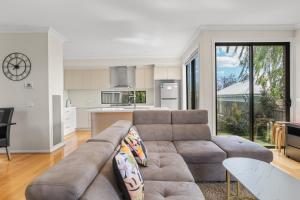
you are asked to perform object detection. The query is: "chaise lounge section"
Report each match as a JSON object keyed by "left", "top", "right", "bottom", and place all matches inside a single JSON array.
[{"left": 26, "top": 110, "right": 272, "bottom": 200}]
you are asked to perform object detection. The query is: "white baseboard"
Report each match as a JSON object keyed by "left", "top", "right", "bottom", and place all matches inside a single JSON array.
[
  {"left": 0, "top": 142, "right": 65, "bottom": 154},
  {"left": 0, "top": 149, "right": 50, "bottom": 153},
  {"left": 50, "top": 142, "right": 65, "bottom": 152}
]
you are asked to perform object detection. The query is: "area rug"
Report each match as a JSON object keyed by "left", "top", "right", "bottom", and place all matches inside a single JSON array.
[{"left": 198, "top": 182, "right": 256, "bottom": 200}]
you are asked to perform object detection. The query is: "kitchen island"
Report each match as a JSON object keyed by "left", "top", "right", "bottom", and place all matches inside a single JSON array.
[{"left": 87, "top": 106, "right": 168, "bottom": 136}]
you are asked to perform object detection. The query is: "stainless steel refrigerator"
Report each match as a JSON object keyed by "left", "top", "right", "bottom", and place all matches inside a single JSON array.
[{"left": 160, "top": 82, "right": 179, "bottom": 109}]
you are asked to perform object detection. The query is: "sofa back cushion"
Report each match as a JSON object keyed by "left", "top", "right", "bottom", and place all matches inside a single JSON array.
[
  {"left": 88, "top": 120, "right": 132, "bottom": 148},
  {"left": 133, "top": 110, "right": 172, "bottom": 141},
  {"left": 134, "top": 124, "right": 172, "bottom": 141},
  {"left": 172, "top": 110, "right": 211, "bottom": 141},
  {"left": 80, "top": 154, "right": 122, "bottom": 200},
  {"left": 172, "top": 110, "right": 208, "bottom": 124},
  {"left": 133, "top": 110, "right": 171, "bottom": 125},
  {"left": 26, "top": 142, "right": 114, "bottom": 200}
]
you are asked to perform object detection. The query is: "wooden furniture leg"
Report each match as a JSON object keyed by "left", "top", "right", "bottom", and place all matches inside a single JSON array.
[{"left": 226, "top": 171, "right": 231, "bottom": 200}]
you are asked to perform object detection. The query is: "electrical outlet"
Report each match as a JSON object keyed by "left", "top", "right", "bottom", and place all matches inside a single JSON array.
[{"left": 24, "top": 81, "right": 33, "bottom": 89}]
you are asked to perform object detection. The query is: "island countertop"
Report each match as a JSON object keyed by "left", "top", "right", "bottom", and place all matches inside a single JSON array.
[
  {"left": 89, "top": 106, "right": 170, "bottom": 135},
  {"left": 86, "top": 106, "right": 169, "bottom": 113}
]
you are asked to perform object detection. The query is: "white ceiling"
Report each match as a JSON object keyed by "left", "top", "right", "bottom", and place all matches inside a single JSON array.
[{"left": 0, "top": 0, "right": 299, "bottom": 60}]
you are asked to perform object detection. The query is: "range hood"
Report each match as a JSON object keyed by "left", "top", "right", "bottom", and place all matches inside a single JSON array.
[{"left": 110, "top": 66, "right": 136, "bottom": 88}]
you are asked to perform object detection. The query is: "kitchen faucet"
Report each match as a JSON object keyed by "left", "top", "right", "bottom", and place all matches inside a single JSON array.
[{"left": 128, "top": 90, "right": 136, "bottom": 109}]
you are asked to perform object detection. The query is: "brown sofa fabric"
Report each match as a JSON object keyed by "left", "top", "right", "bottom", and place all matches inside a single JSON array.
[
  {"left": 172, "top": 124, "right": 211, "bottom": 141},
  {"left": 172, "top": 110, "right": 208, "bottom": 124},
  {"left": 212, "top": 136, "right": 273, "bottom": 163},
  {"left": 174, "top": 141, "right": 226, "bottom": 164},
  {"left": 140, "top": 153, "right": 194, "bottom": 182},
  {"left": 144, "top": 141, "right": 177, "bottom": 153},
  {"left": 87, "top": 120, "right": 131, "bottom": 148},
  {"left": 188, "top": 163, "right": 226, "bottom": 182},
  {"left": 26, "top": 142, "right": 114, "bottom": 200},
  {"left": 144, "top": 181, "right": 205, "bottom": 200},
  {"left": 111, "top": 120, "right": 132, "bottom": 128},
  {"left": 80, "top": 154, "right": 122, "bottom": 200},
  {"left": 133, "top": 110, "right": 171, "bottom": 125},
  {"left": 134, "top": 124, "right": 173, "bottom": 141}
]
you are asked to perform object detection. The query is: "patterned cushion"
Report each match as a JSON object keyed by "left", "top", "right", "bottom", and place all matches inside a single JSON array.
[
  {"left": 113, "top": 141, "right": 144, "bottom": 200},
  {"left": 124, "top": 127, "right": 148, "bottom": 166}
]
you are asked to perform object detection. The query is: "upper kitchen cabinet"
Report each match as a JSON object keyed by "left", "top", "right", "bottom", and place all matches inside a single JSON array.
[
  {"left": 154, "top": 66, "right": 182, "bottom": 80},
  {"left": 135, "top": 66, "right": 154, "bottom": 89},
  {"left": 64, "top": 69, "right": 110, "bottom": 90},
  {"left": 64, "top": 70, "right": 83, "bottom": 89}
]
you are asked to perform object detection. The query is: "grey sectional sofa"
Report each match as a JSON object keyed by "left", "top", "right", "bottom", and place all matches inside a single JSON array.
[{"left": 26, "top": 110, "right": 273, "bottom": 200}]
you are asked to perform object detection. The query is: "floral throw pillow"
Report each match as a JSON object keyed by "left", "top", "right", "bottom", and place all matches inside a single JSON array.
[
  {"left": 113, "top": 141, "right": 144, "bottom": 200},
  {"left": 124, "top": 127, "right": 148, "bottom": 166}
]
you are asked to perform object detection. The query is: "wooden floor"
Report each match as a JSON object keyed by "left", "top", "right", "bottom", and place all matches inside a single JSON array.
[
  {"left": 0, "top": 131, "right": 91, "bottom": 200},
  {"left": 0, "top": 131, "right": 299, "bottom": 200}
]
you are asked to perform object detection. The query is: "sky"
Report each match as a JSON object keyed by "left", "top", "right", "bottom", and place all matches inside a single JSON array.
[{"left": 216, "top": 46, "right": 247, "bottom": 80}]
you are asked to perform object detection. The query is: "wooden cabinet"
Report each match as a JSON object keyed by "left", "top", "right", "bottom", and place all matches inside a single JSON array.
[
  {"left": 135, "top": 67, "right": 154, "bottom": 89},
  {"left": 154, "top": 66, "right": 182, "bottom": 80},
  {"left": 64, "top": 69, "right": 110, "bottom": 90}
]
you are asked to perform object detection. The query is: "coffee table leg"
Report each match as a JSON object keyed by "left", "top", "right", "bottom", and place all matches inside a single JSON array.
[
  {"left": 237, "top": 181, "right": 240, "bottom": 197},
  {"left": 226, "top": 171, "right": 231, "bottom": 200}
]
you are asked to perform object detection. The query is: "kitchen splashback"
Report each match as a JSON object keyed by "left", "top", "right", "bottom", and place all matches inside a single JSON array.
[{"left": 101, "top": 91, "right": 146, "bottom": 105}]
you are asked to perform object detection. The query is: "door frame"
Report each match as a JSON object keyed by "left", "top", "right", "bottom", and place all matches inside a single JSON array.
[{"left": 215, "top": 42, "right": 291, "bottom": 145}]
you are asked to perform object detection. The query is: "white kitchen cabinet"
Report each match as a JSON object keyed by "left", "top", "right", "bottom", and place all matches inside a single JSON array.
[
  {"left": 135, "top": 67, "right": 154, "bottom": 89},
  {"left": 144, "top": 67, "right": 154, "bottom": 89},
  {"left": 98, "top": 69, "right": 110, "bottom": 89},
  {"left": 135, "top": 68, "right": 145, "bottom": 88},
  {"left": 76, "top": 109, "right": 91, "bottom": 130},
  {"left": 66, "top": 70, "right": 84, "bottom": 89},
  {"left": 154, "top": 67, "right": 168, "bottom": 80},
  {"left": 82, "top": 70, "right": 92, "bottom": 89},
  {"left": 154, "top": 66, "right": 182, "bottom": 80},
  {"left": 167, "top": 67, "right": 182, "bottom": 80},
  {"left": 64, "top": 107, "right": 77, "bottom": 135},
  {"left": 64, "top": 69, "right": 110, "bottom": 90}
]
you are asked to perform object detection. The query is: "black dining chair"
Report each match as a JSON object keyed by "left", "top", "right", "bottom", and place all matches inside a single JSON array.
[{"left": 0, "top": 107, "right": 15, "bottom": 160}]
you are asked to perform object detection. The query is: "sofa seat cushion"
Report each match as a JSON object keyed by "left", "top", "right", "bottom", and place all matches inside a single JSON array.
[
  {"left": 144, "top": 141, "right": 177, "bottom": 153},
  {"left": 174, "top": 141, "right": 226, "bottom": 164},
  {"left": 212, "top": 136, "right": 273, "bottom": 163},
  {"left": 140, "top": 153, "right": 194, "bottom": 182},
  {"left": 144, "top": 181, "right": 205, "bottom": 200}
]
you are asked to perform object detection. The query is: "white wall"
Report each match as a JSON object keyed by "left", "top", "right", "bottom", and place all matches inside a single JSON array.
[
  {"left": 0, "top": 33, "right": 50, "bottom": 152},
  {"left": 182, "top": 29, "right": 296, "bottom": 134},
  {"left": 48, "top": 32, "right": 64, "bottom": 150},
  {"left": 295, "top": 30, "right": 300, "bottom": 123},
  {"left": 0, "top": 30, "right": 64, "bottom": 152}
]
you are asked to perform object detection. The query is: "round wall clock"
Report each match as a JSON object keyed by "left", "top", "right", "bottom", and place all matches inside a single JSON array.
[{"left": 2, "top": 52, "right": 31, "bottom": 81}]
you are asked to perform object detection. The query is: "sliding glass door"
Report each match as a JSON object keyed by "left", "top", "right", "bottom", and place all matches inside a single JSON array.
[
  {"left": 216, "top": 43, "right": 290, "bottom": 146},
  {"left": 186, "top": 51, "right": 200, "bottom": 109},
  {"left": 216, "top": 45, "right": 250, "bottom": 139}
]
